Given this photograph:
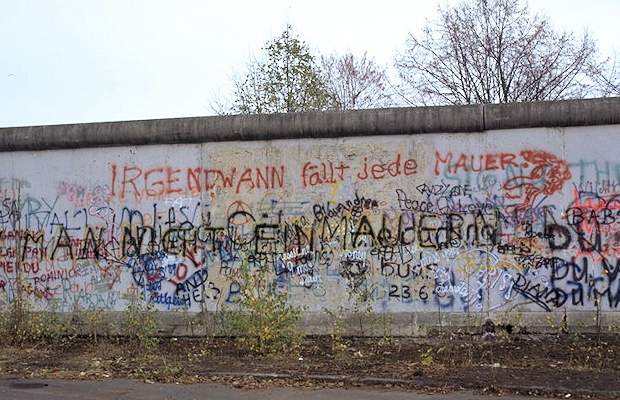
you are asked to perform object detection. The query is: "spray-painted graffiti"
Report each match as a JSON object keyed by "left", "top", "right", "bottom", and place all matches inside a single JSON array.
[{"left": 0, "top": 127, "right": 618, "bottom": 317}]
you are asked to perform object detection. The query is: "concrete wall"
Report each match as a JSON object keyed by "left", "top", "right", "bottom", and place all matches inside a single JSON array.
[{"left": 1, "top": 98, "right": 620, "bottom": 335}]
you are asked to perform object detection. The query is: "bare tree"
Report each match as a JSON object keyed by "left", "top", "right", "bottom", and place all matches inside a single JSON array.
[
  {"left": 320, "top": 52, "right": 392, "bottom": 110},
  {"left": 395, "top": 0, "right": 609, "bottom": 105},
  {"left": 591, "top": 55, "right": 620, "bottom": 97}
]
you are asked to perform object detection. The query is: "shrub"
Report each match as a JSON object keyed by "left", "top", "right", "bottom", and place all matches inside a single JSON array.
[
  {"left": 122, "top": 291, "right": 160, "bottom": 352},
  {"left": 225, "top": 264, "right": 303, "bottom": 355}
]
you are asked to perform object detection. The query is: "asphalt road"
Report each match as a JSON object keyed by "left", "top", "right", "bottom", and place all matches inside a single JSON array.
[{"left": 0, "top": 378, "right": 555, "bottom": 400}]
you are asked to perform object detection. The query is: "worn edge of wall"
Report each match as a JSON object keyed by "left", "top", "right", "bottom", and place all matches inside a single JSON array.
[{"left": 1, "top": 97, "right": 619, "bottom": 152}]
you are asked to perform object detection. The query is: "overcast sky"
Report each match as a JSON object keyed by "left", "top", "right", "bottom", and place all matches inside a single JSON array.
[{"left": 1, "top": 0, "right": 618, "bottom": 128}]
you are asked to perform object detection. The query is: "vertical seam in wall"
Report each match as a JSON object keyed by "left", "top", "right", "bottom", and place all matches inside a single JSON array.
[
  {"left": 481, "top": 103, "right": 486, "bottom": 131},
  {"left": 562, "top": 127, "right": 567, "bottom": 165},
  {"left": 199, "top": 140, "right": 205, "bottom": 318}
]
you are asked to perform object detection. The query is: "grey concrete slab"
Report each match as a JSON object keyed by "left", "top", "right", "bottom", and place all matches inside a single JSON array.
[{"left": 1, "top": 97, "right": 618, "bottom": 151}]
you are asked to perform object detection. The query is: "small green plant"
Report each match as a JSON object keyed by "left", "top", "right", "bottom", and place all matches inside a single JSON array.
[
  {"left": 224, "top": 263, "right": 304, "bottom": 355},
  {"left": 84, "top": 308, "right": 105, "bottom": 344},
  {"left": 324, "top": 306, "right": 350, "bottom": 355},
  {"left": 373, "top": 313, "right": 394, "bottom": 346},
  {"left": 421, "top": 348, "right": 434, "bottom": 367},
  {"left": 543, "top": 313, "right": 560, "bottom": 334},
  {"left": 181, "top": 310, "right": 203, "bottom": 336},
  {"left": 122, "top": 291, "right": 160, "bottom": 352},
  {"left": 0, "top": 285, "right": 76, "bottom": 345},
  {"left": 346, "top": 280, "right": 374, "bottom": 335},
  {"left": 35, "top": 304, "right": 78, "bottom": 344}
]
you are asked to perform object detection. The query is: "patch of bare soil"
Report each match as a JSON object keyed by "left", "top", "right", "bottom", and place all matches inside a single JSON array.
[{"left": 0, "top": 333, "right": 618, "bottom": 399}]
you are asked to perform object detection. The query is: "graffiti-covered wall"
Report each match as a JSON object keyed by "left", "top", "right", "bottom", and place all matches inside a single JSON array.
[{"left": 1, "top": 101, "right": 620, "bottom": 333}]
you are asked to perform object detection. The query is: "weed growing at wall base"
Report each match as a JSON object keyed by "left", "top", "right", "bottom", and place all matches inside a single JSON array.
[
  {"left": 122, "top": 291, "right": 160, "bottom": 352},
  {"left": 83, "top": 308, "right": 105, "bottom": 344},
  {"left": 224, "top": 263, "right": 304, "bottom": 355},
  {"left": 324, "top": 306, "right": 350, "bottom": 355},
  {"left": 0, "top": 299, "right": 77, "bottom": 345}
]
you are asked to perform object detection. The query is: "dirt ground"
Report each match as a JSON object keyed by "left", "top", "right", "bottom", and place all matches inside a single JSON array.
[{"left": 0, "top": 333, "right": 618, "bottom": 399}]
